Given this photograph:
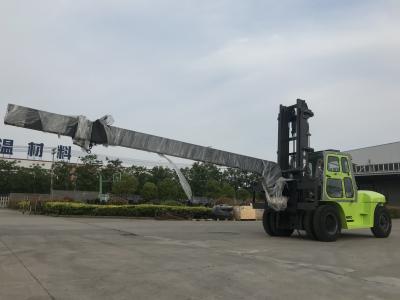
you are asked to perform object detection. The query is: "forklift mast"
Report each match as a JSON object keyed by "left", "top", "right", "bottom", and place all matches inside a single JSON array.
[
  {"left": 277, "top": 99, "right": 317, "bottom": 210},
  {"left": 277, "top": 99, "right": 314, "bottom": 178}
]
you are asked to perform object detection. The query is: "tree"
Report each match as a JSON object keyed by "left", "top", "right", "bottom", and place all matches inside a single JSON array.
[
  {"left": 53, "top": 161, "right": 73, "bottom": 190},
  {"left": 101, "top": 158, "right": 124, "bottom": 192},
  {"left": 223, "top": 168, "right": 260, "bottom": 198},
  {"left": 0, "top": 153, "right": 264, "bottom": 198},
  {"left": 220, "top": 183, "right": 235, "bottom": 198},
  {"left": 75, "top": 155, "right": 102, "bottom": 191},
  {"left": 0, "top": 160, "right": 17, "bottom": 193},
  {"left": 150, "top": 166, "right": 175, "bottom": 185},
  {"left": 157, "top": 178, "right": 179, "bottom": 200},
  {"left": 10, "top": 165, "right": 50, "bottom": 194},
  {"left": 141, "top": 182, "right": 158, "bottom": 201},
  {"left": 112, "top": 174, "right": 138, "bottom": 197},
  {"left": 186, "top": 163, "right": 222, "bottom": 197},
  {"left": 237, "top": 188, "right": 251, "bottom": 201},
  {"left": 30, "top": 166, "right": 51, "bottom": 193},
  {"left": 206, "top": 179, "right": 222, "bottom": 199},
  {"left": 126, "top": 165, "right": 152, "bottom": 193}
]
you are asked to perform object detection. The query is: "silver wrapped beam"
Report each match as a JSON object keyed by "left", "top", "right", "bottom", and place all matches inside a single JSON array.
[{"left": 4, "top": 103, "right": 285, "bottom": 209}]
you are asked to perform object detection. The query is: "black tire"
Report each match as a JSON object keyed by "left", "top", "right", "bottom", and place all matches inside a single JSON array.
[
  {"left": 313, "top": 205, "right": 341, "bottom": 242},
  {"left": 371, "top": 205, "right": 392, "bottom": 238},
  {"left": 304, "top": 211, "right": 317, "bottom": 240},
  {"left": 262, "top": 210, "right": 294, "bottom": 237},
  {"left": 262, "top": 209, "right": 274, "bottom": 236}
]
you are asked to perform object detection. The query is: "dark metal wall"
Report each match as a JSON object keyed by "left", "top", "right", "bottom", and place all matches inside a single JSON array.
[{"left": 356, "top": 174, "right": 400, "bottom": 206}]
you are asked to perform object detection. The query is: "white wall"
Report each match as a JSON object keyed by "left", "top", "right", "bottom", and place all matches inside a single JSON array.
[
  {"left": 0, "top": 157, "right": 53, "bottom": 169},
  {"left": 347, "top": 142, "right": 400, "bottom": 165}
]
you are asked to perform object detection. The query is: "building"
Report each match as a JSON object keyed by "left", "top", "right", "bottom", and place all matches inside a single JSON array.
[
  {"left": 347, "top": 141, "right": 400, "bottom": 206},
  {"left": 0, "top": 157, "right": 54, "bottom": 170}
]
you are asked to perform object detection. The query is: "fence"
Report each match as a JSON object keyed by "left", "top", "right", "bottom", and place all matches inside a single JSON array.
[
  {"left": 0, "top": 195, "right": 9, "bottom": 208},
  {"left": 354, "top": 162, "right": 400, "bottom": 176}
]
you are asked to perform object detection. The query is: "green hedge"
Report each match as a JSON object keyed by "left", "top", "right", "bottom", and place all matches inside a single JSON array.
[
  {"left": 41, "top": 202, "right": 212, "bottom": 219},
  {"left": 27, "top": 201, "right": 400, "bottom": 220}
]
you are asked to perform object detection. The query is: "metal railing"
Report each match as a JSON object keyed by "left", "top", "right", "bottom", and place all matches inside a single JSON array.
[
  {"left": 0, "top": 195, "right": 9, "bottom": 208},
  {"left": 354, "top": 162, "right": 400, "bottom": 176}
]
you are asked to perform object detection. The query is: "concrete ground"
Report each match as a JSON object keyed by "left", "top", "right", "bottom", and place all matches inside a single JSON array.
[{"left": 0, "top": 209, "right": 399, "bottom": 300}]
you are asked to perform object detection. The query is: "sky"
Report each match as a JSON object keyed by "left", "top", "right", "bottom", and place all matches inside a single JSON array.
[{"left": 0, "top": 0, "right": 399, "bottom": 165}]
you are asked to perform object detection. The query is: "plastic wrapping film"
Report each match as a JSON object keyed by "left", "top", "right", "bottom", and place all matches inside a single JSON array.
[
  {"left": 159, "top": 154, "right": 193, "bottom": 200},
  {"left": 4, "top": 103, "right": 286, "bottom": 210},
  {"left": 4, "top": 104, "right": 91, "bottom": 148},
  {"left": 4, "top": 104, "right": 79, "bottom": 137}
]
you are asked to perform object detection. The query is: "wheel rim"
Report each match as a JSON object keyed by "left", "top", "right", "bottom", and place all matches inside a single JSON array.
[
  {"left": 325, "top": 213, "right": 338, "bottom": 235},
  {"left": 379, "top": 214, "right": 390, "bottom": 232}
]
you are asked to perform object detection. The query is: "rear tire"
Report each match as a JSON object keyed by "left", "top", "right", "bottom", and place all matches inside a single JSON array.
[
  {"left": 262, "top": 209, "right": 294, "bottom": 237},
  {"left": 371, "top": 206, "right": 391, "bottom": 238},
  {"left": 262, "top": 210, "right": 274, "bottom": 236},
  {"left": 313, "top": 205, "right": 341, "bottom": 242}
]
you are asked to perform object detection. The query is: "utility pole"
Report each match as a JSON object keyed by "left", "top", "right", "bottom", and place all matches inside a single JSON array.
[
  {"left": 50, "top": 148, "right": 56, "bottom": 200},
  {"left": 99, "top": 172, "right": 103, "bottom": 199}
]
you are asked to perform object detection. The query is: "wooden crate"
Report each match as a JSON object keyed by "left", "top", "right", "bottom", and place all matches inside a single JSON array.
[{"left": 233, "top": 205, "right": 257, "bottom": 220}]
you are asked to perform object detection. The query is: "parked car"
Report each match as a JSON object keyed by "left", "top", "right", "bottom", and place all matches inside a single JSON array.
[{"left": 211, "top": 205, "right": 233, "bottom": 220}]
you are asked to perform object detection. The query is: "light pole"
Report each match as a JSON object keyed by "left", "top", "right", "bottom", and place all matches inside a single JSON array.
[
  {"left": 50, "top": 148, "right": 56, "bottom": 200},
  {"left": 99, "top": 172, "right": 103, "bottom": 200}
]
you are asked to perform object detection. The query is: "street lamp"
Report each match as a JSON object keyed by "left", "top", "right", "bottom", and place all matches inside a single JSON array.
[{"left": 50, "top": 147, "right": 56, "bottom": 200}]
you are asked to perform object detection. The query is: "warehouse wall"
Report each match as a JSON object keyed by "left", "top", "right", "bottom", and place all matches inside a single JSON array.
[
  {"left": 356, "top": 174, "right": 400, "bottom": 206},
  {"left": 347, "top": 141, "right": 400, "bottom": 165}
]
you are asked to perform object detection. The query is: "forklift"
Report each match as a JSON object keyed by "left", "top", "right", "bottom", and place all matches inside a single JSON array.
[
  {"left": 261, "top": 99, "right": 392, "bottom": 241},
  {"left": 4, "top": 99, "right": 392, "bottom": 242}
]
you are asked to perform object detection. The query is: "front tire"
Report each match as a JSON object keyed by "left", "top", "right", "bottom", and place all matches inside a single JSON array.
[
  {"left": 371, "top": 205, "right": 391, "bottom": 238},
  {"left": 313, "top": 205, "right": 341, "bottom": 242},
  {"left": 262, "top": 209, "right": 294, "bottom": 237},
  {"left": 304, "top": 211, "right": 317, "bottom": 240}
]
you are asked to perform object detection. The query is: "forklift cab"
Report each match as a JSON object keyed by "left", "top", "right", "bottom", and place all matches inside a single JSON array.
[
  {"left": 308, "top": 151, "right": 357, "bottom": 202},
  {"left": 322, "top": 151, "right": 358, "bottom": 203}
]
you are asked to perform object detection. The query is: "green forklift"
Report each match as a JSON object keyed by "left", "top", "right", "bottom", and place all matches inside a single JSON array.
[{"left": 261, "top": 100, "right": 392, "bottom": 241}]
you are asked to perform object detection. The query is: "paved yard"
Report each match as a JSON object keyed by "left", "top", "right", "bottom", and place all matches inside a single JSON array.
[{"left": 0, "top": 209, "right": 399, "bottom": 300}]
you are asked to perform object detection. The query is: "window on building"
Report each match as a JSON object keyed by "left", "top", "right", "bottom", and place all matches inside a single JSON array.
[
  {"left": 326, "top": 178, "right": 343, "bottom": 198},
  {"left": 327, "top": 156, "right": 340, "bottom": 172},
  {"left": 344, "top": 177, "right": 354, "bottom": 198}
]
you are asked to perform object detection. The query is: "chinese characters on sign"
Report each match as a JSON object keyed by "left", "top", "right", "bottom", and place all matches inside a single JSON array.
[
  {"left": 1, "top": 139, "right": 74, "bottom": 161},
  {"left": 0, "top": 138, "right": 14, "bottom": 155},
  {"left": 57, "top": 145, "right": 72, "bottom": 160},
  {"left": 27, "top": 142, "right": 44, "bottom": 158}
]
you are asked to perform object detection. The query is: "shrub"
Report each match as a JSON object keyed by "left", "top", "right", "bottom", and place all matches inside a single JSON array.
[
  {"left": 161, "top": 200, "right": 184, "bottom": 206},
  {"left": 18, "top": 200, "right": 31, "bottom": 211},
  {"left": 43, "top": 202, "right": 96, "bottom": 215},
  {"left": 108, "top": 196, "right": 128, "bottom": 205},
  {"left": 41, "top": 202, "right": 212, "bottom": 219}
]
